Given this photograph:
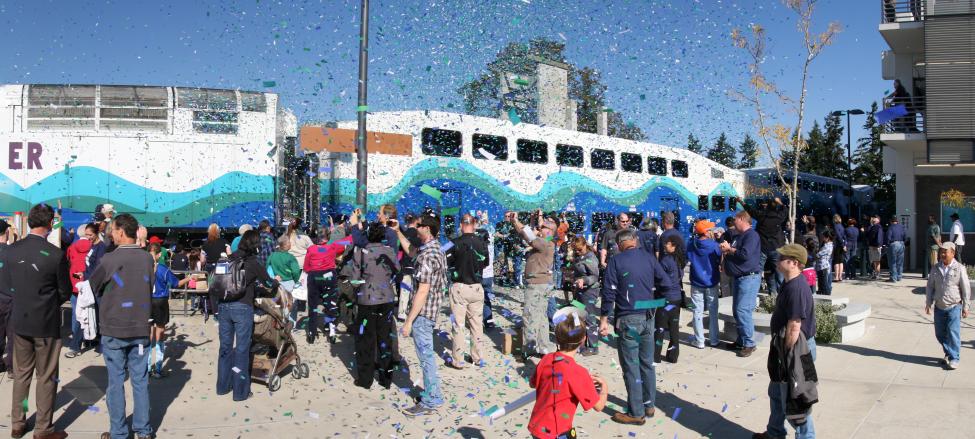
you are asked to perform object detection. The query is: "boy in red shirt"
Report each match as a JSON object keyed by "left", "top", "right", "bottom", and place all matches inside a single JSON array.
[{"left": 528, "top": 309, "right": 608, "bottom": 438}]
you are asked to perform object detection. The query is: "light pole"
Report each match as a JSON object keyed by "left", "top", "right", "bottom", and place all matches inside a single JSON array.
[
  {"left": 355, "top": 0, "right": 370, "bottom": 214},
  {"left": 830, "top": 109, "right": 865, "bottom": 217}
]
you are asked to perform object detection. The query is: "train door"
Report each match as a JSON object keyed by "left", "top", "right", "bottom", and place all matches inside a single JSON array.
[
  {"left": 659, "top": 196, "right": 680, "bottom": 230},
  {"left": 278, "top": 137, "right": 319, "bottom": 229},
  {"left": 440, "top": 188, "right": 463, "bottom": 238}
]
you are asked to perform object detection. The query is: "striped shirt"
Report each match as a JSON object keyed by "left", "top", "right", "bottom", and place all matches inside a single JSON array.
[{"left": 412, "top": 239, "right": 448, "bottom": 322}]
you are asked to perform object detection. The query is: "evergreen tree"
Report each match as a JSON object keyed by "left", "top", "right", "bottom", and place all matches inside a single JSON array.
[
  {"left": 687, "top": 133, "right": 704, "bottom": 155},
  {"left": 799, "top": 120, "right": 825, "bottom": 175},
  {"left": 822, "top": 112, "right": 849, "bottom": 181},
  {"left": 707, "top": 132, "right": 738, "bottom": 168},
  {"left": 853, "top": 102, "right": 895, "bottom": 207},
  {"left": 737, "top": 134, "right": 759, "bottom": 169}
]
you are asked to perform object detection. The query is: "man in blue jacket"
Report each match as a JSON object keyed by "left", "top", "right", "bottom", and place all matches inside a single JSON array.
[
  {"left": 599, "top": 230, "right": 673, "bottom": 425},
  {"left": 885, "top": 216, "right": 906, "bottom": 282},
  {"left": 866, "top": 215, "right": 885, "bottom": 280},
  {"left": 688, "top": 220, "right": 722, "bottom": 348},
  {"left": 720, "top": 211, "right": 763, "bottom": 357}
]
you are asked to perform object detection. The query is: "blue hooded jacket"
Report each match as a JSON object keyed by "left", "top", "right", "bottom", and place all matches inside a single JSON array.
[{"left": 687, "top": 237, "right": 722, "bottom": 288}]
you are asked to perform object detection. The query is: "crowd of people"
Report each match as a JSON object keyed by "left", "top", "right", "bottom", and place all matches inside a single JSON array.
[{"left": 0, "top": 196, "right": 969, "bottom": 439}]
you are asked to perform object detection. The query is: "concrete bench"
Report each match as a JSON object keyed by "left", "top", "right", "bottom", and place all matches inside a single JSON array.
[
  {"left": 834, "top": 302, "right": 872, "bottom": 342},
  {"left": 813, "top": 294, "right": 849, "bottom": 307}
]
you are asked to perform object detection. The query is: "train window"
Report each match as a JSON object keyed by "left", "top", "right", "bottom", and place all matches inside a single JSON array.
[
  {"left": 443, "top": 215, "right": 457, "bottom": 239},
  {"left": 517, "top": 139, "right": 548, "bottom": 164},
  {"left": 472, "top": 134, "right": 508, "bottom": 160},
  {"left": 556, "top": 144, "right": 584, "bottom": 167},
  {"left": 712, "top": 196, "right": 726, "bottom": 212},
  {"left": 621, "top": 153, "right": 643, "bottom": 173},
  {"left": 628, "top": 212, "right": 644, "bottom": 227},
  {"left": 591, "top": 149, "right": 615, "bottom": 170},
  {"left": 421, "top": 128, "right": 462, "bottom": 157},
  {"left": 241, "top": 92, "right": 268, "bottom": 112},
  {"left": 648, "top": 157, "right": 667, "bottom": 175},
  {"left": 729, "top": 196, "right": 740, "bottom": 210},
  {"left": 698, "top": 195, "right": 709, "bottom": 211},
  {"left": 672, "top": 160, "right": 688, "bottom": 178},
  {"left": 711, "top": 167, "right": 725, "bottom": 179}
]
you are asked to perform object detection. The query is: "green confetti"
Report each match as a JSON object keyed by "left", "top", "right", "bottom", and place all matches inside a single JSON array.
[
  {"left": 442, "top": 207, "right": 460, "bottom": 216},
  {"left": 419, "top": 184, "right": 442, "bottom": 201},
  {"left": 262, "top": 81, "right": 276, "bottom": 87},
  {"left": 356, "top": 105, "right": 369, "bottom": 112},
  {"left": 21, "top": 398, "right": 27, "bottom": 413},
  {"left": 571, "top": 300, "right": 585, "bottom": 309},
  {"left": 634, "top": 299, "right": 667, "bottom": 310},
  {"left": 39, "top": 250, "right": 50, "bottom": 256},
  {"left": 283, "top": 411, "right": 293, "bottom": 417}
]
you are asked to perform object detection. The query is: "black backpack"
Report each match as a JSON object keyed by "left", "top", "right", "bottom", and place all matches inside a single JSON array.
[{"left": 209, "top": 256, "right": 248, "bottom": 302}]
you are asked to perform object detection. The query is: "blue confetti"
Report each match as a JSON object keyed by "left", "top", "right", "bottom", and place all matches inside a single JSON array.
[
  {"left": 672, "top": 407, "right": 682, "bottom": 420},
  {"left": 121, "top": 302, "right": 133, "bottom": 308},
  {"left": 112, "top": 273, "right": 124, "bottom": 288}
]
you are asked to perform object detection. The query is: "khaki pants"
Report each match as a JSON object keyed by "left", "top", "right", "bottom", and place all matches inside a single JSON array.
[
  {"left": 930, "top": 248, "right": 939, "bottom": 267},
  {"left": 449, "top": 283, "right": 485, "bottom": 364},
  {"left": 523, "top": 284, "right": 556, "bottom": 356},
  {"left": 11, "top": 335, "right": 61, "bottom": 435},
  {"left": 398, "top": 274, "right": 414, "bottom": 318}
]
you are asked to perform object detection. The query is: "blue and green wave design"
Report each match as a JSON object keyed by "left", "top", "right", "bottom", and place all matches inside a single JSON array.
[
  {"left": 322, "top": 157, "right": 741, "bottom": 231},
  {"left": 0, "top": 166, "right": 274, "bottom": 228}
]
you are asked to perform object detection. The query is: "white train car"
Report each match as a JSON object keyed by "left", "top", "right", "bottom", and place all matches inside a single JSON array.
[
  {"left": 302, "top": 111, "right": 745, "bottom": 237},
  {"left": 0, "top": 84, "right": 297, "bottom": 232}
]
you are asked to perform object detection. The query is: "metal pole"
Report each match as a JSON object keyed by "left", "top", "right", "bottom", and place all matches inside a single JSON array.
[
  {"left": 355, "top": 0, "right": 370, "bottom": 214},
  {"left": 846, "top": 111, "right": 853, "bottom": 218}
]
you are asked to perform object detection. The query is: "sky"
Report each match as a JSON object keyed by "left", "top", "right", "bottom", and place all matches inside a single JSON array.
[{"left": 0, "top": 0, "right": 889, "bottom": 162}]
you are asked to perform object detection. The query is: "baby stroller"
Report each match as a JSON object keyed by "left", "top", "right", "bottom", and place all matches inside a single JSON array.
[{"left": 251, "top": 291, "right": 309, "bottom": 391}]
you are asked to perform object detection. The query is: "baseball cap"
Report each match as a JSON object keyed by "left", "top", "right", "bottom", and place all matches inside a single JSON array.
[
  {"left": 940, "top": 242, "right": 956, "bottom": 251},
  {"left": 148, "top": 236, "right": 164, "bottom": 245},
  {"left": 776, "top": 243, "right": 808, "bottom": 266},
  {"left": 950, "top": 212, "right": 960, "bottom": 220},
  {"left": 695, "top": 220, "right": 716, "bottom": 235}
]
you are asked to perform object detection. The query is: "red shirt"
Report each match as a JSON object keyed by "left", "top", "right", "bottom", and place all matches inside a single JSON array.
[
  {"left": 302, "top": 236, "right": 353, "bottom": 272},
  {"left": 528, "top": 353, "right": 599, "bottom": 438},
  {"left": 67, "top": 238, "right": 92, "bottom": 293}
]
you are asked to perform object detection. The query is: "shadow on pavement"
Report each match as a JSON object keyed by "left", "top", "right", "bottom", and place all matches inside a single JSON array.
[
  {"left": 830, "top": 343, "right": 942, "bottom": 368},
  {"left": 606, "top": 392, "right": 755, "bottom": 437}
]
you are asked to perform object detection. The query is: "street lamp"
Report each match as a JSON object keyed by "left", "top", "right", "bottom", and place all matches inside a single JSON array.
[{"left": 830, "top": 109, "right": 865, "bottom": 218}]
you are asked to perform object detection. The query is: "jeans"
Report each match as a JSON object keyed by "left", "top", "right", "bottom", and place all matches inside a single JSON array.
[
  {"left": 691, "top": 285, "right": 720, "bottom": 346},
  {"left": 934, "top": 305, "right": 961, "bottom": 361},
  {"left": 767, "top": 337, "right": 817, "bottom": 438},
  {"left": 512, "top": 254, "right": 525, "bottom": 287},
  {"left": 68, "top": 294, "right": 84, "bottom": 352},
  {"left": 759, "top": 250, "right": 784, "bottom": 294},
  {"left": 553, "top": 251, "right": 564, "bottom": 289},
  {"left": 102, "top": 335, "right": 151, "bottom": 439},
  {"left": 888, "top": 241, "right": 905, "bottom": 281},
  {"left": 482, "top": 277, "right": 494, "bottom": 326},
  {"left": 732, "top": 273, "right": 761, "bottom": 348},
  {"left": 411, "top": 316, "right": 444, "bottom": 408},
  {"left": 216, "top": 301, "right": 253, "bottom": 401},
  {"left": 816, "top": 268, "right": 832, "bottom": 295},
  {"left": 307, "top": 270, "right": 337, "bottom": 337},
  {"left": 616, "top": 313, "right": 656, "bottom": 417},
  {"left": 574, "top": 288, "right": 601, "bottom": 349},
  {"left": 523, "top": 284, "right": 555, "bottom": 355},
  {"left": 653, "top": 298, "right": 682, "bottom": 363}
]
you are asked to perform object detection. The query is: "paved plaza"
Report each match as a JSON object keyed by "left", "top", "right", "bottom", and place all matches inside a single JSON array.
[{"left": 1, "top": 272, "right": 973, "bottom": 438}]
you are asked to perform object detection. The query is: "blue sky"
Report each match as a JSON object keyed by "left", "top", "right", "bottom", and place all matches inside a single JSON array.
[{"left": 0, "top": 0, "right": 888, "bottom": 160}]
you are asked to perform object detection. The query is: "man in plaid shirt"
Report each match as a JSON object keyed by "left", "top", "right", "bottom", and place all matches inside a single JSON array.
[{"left": 400, "top": 213, "right": 448, "bottom": 417}]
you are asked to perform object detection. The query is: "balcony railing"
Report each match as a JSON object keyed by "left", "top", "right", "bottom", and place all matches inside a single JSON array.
[
  {"left": 881, "top": 0, "right": 925, "bottom": 24},
  {"left": 882, "top": 95, "right": 925, "bottom": 134}
]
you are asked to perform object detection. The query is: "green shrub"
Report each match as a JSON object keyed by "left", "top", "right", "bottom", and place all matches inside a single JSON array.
[
  {"left": 815, "top": 303, "right": 842, "bottom": 344},
  {"left": 758, "top": 294, "right": 776, "bottom": 314}
]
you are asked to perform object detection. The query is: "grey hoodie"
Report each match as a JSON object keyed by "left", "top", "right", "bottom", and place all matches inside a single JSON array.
[
  {"left": 348, "top": 243, "right": 399, "bottom": 306},
  {"left": 768, "top": 328, "right": 819, "bottom": 425}
]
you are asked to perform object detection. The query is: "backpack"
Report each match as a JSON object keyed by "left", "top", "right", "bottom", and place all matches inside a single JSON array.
[{"left": 209, "top": 256, "right": 248, "bottom": 302}]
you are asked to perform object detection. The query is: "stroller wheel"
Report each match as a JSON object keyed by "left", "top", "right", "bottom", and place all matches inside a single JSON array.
[
  {"left": 298, "top": 363, "right": 310, "bottom": 378},
  {"left": 292, "top": 365, "right": 302, "bottom": 379},
  {"left": 268, "top": 374, "right": 282, "bottom": 392}
]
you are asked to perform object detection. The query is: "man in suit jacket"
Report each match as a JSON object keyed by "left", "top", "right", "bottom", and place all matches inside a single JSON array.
[{"left": 1, "top": 203, "right": 71, "bottom": 439}]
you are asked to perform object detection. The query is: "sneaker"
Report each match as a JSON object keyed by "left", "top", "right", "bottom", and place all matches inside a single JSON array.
[
  {"left": 694, "top": 342, "right": 705, "bottom": 349},
  {"left": 944, "top": 355, "right": 950, "bottom": 365},
  {"left": 737, "top": 347, "right": 756, "bottom": 358},
  {"left": 402, "top": 403, "right": 438, "bottom": 417},
  {"left": 611, "top": 412, "right": 646, "bottom": 425},
  {"left": 948, "top": 360, "right": 959, "bottom": 370}
]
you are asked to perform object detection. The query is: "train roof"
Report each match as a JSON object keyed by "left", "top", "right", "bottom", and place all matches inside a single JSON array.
[{"left": 0, "top": 83, "right": 274, "bottom": 95}]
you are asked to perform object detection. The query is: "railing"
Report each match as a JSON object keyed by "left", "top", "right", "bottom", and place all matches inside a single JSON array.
[
  {"left": 882, "top": 95, "right": 925, "bottom": 133},
  {"left": 881, "top": 0, "right": 925, "bottom": 24}
]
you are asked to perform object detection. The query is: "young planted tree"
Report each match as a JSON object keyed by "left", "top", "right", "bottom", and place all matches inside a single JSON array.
[{"left": 731, "top": 0, "right": 841, "bottom": 241}]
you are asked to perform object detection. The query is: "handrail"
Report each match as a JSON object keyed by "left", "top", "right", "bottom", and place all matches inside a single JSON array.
[
  {"left": 881, "top": 0, "right": 925, "bottom": 24},
  {"left": 882, "top": 95, "right": 925, "bottom": 133}
]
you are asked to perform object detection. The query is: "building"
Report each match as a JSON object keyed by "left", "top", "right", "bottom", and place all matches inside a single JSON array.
[{"left": 879, "top": 0, "right": 975, "bottom": 268}]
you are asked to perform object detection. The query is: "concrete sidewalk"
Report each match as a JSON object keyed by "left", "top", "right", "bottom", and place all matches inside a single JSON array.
[{"left": 1, "top": 273, "right": 973, "bottom": 438}]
